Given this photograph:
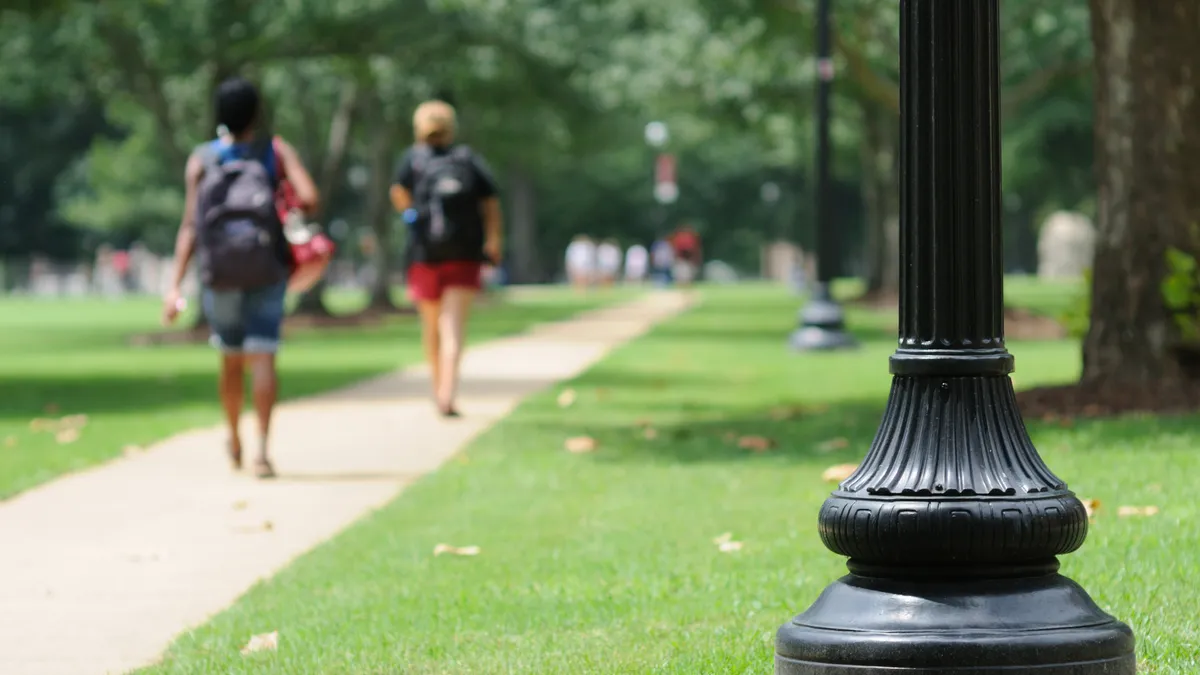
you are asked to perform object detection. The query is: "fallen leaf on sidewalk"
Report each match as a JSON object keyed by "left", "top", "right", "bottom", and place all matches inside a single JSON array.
[
  {"left": 55, "top": 428, "right": 80, "bottom": 444},
  {"left": 232, "top": 500, "right": 249, "bottom": 511},
  {"left": 240, "top": 630, "right": 279, "bottom": 656},
  {"left": 821, "top": 464, "right": 858, "bottom": 483},
  {"left": 1117, "top": 505, "right": 1160, "bottom": 518},
  {"left": 557, "top": 388, "right": 577, "bottom": 408},
  {"left": 565, "top": 436, "right": 598, "bottom": 454},
  {"left": 817, "top": 437, "right": 850, "bottom": 453},
  {"left": 1081, "top": 498, "right": 1100, "bottom": 520},
  {"left": 737, "top": 436, "right": 775, "bottom": 452},
  {"left": 433, "top": 544, "right": 481, "bottom": 557},
  {"left": 233, "top": 521, "right": 274, "bottom": 534}
]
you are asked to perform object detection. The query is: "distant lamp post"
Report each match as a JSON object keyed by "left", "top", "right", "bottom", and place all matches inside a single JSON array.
[
  {"left": 792, "top": 0, "right": 855, "bottom": 351},
  {"left": 773, "top": 1, "right": 1134, "bottom": 673}
]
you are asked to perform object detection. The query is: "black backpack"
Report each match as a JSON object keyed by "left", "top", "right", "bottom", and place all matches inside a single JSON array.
[
  {"left": 410, "top": 143, "right": 481, "bottom": 260},
  {"left": 194, "top": 139, "right": 288, "bottom": 290}
]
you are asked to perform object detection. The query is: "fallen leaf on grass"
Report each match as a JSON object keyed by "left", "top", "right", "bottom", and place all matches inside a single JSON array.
[
  {"left": 122, "top": 445, "right": 144, "bottom": 457},
  {"left": 55, "top": 428, "right": 80, "bottom": 444},
  {"left": 240, "top": 630, "right": 279, "bottom": 656},
  {"left": 821, "top": 464, "right": 858, "bottom": 483},
  {"left": 1081, "top": 498, "right": 1100, "bottom": 520},
  {"left": 634, "top": 418, "right": 653, "bottom": 428},
  {"left": 4, "top": 436, "right": 16, "bottom": 448},
  {"left": 43, "top": 403, "right": 60, "bottom": 414},
  {"left": 737, "top": 436, "right": 775, "bottom": 453},
  {"left": 712, "top": 533, "right": 744, "bottom": 553},
  {"left": 557, "top": 388, "right": 577, "bottom": 408},
  {"left": 565, "top": 436, "right": 598, "bottom": 454},
  {"left": 769, "top": 405, "right": 807, "bottom": 421},
  {"left": 594, "top": 387, "right": 611, "bottom": 400},
  {"left": 816, "top": 437, "right": 850, "bottom": 453},
  {"left": 722, "top": 432, "right": 737, "bottom": 442},
  {"left": 31, "top": 414, "right": 89, "bottom": 436},
  {"left": 433, "top": 544, "right": 481, "bottom": 557},
  {"left": 642, "top": 427, "right": 659, "bottom": 440},
  {"left": 1117, "top": 505, "right": 1160, "bottom": 518}
]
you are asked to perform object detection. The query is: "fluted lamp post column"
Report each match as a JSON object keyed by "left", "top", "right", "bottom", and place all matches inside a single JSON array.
[{"left": 774, "top": 1, "right": 1135, "bottom": 673}]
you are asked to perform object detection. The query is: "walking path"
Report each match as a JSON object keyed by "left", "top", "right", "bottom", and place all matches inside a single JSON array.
[{"left": 0, "top": 291, "right": 691, "bottom": 675}]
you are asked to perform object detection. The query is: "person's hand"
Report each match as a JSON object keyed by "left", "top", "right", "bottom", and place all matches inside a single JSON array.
[
  {"left": 483, "top": 236, "right": 502, "bottom": 265},
  {"left": 162, "top": 288, "right": 185, "bottom": 326}
]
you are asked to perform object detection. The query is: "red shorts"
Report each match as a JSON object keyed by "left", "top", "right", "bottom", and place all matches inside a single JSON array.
[{"left": 407, "top": 261, "right": 483, "bottom": 302}]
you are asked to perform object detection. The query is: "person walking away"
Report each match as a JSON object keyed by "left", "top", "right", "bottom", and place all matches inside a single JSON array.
[
  {"left": 670, "top": 225, "right": 702, "bottom": 286},
  {"left": 391, "top": 99, "right": 502, "bottom": 418},
  {"left": 650, "top": 237, "right": 675, "bottom": 286},
  {"left": 162, "top": 77, "right": 320, "bottom": 479},
  {"left": 596, "top": 238, "right": 622, "bottom": 287},
  {"left": 564, "top": 234, "right": 597, "bottom": 291},
  {"left": 624, "top": 242, "right": 649, "bottom": 283}
]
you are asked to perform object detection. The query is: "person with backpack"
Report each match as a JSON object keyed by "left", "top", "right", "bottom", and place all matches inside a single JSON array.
[
  {"left": 390, "top": 99, "right": 502, "bottom": 418},
  {"left": 161, "top": 77, "right": 320, "bottom": 478}
]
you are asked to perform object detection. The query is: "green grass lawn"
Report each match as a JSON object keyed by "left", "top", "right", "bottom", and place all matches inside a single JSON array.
[
  {"left": 141, "top": 284, "right": 1198, "bottom": 674},
  {"left": 0, "top": 286, "right": 631, "bottom": 501}
]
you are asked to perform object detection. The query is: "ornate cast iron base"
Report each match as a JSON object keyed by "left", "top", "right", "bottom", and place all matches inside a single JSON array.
[{"left": 776, "top": 573, "right": 1135, "bottom": 674}]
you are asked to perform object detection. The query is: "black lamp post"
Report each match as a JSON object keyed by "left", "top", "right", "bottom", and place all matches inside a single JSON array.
[
  {"left": 792, "top": 0, "right": 855, "bottom": 351},
  {"left": 774, "top": 1, "right": 1135, "bottom": 673}
]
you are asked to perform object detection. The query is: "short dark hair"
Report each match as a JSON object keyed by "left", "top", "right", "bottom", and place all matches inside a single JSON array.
[{"left": 215, "top": 77, "right": 260, "bottom": 136}]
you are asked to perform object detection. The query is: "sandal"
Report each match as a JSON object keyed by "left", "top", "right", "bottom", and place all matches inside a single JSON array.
[
  {"left": 253, "top": 458, "right": 276, "bottom": 479},
  {"left": 227, "top": 440, "right": 243, "bottom": 470}
]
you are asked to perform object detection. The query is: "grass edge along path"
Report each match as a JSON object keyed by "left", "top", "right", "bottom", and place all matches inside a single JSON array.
[{"left": 0, "top": 288, "right": 632, "bottom": 501}]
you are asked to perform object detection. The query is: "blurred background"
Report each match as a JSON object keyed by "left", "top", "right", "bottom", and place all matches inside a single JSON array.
[{"left": 1, "top": 0, "right": 1093, "bottom": 313}]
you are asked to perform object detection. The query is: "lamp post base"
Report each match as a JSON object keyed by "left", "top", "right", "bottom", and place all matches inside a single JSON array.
[
  {"left": 775, "top": 573, "right": 1135, "bottom": 675},
  {"left": 792, "top": 289, "right": 856, "bottom": 351}
]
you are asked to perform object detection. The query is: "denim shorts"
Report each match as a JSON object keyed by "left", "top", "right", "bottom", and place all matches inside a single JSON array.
[{"left": 202, "top": 280, "right": 288, "bottom": 354}]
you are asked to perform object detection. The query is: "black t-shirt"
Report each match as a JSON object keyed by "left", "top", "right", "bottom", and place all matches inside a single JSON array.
[{"left": 393, "top": 144, "right": 498, "bottom": 264}]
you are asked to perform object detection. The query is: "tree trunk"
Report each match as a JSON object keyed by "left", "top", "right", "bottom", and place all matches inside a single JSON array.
[
  {"left": 292, "top": 81, "right": 360, "bottom": 317},
  {"left": 364, "top": 100, "right": 401, "bottom": 312},
  {"left": 506, "top": 165, "right": 540, "bottom": 283},
  {"left": 860, "top": 101, "right": 900, "bottom": 298},
  {"left": 1083, "top": 0, "right": 1200, "bottom": 385}
]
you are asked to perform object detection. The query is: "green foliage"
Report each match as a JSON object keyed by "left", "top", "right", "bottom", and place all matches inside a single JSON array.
[
  {"left": 1162, "top": 247, "right": 1200, "bottom": 343},
  {"left": 1059, "top": 268, "right": 1093, "bottom": 339}
]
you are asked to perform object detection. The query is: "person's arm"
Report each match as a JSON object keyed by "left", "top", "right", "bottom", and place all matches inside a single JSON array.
[
  {"left": 390, "top": 150, "right": 415, "bottom": 212},
  {"left": 162, "top": 153, "right": 203, "bottom": 324},
  {"left": 274, "top": 138, "right": 320, "bottom": 216},
  {"left": 471, "top": 154, "right": 503, "bottom": 263}
]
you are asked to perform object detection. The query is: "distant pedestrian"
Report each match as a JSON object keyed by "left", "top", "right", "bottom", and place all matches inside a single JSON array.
[
  {"left": 651, "top": 237, "right": 675, "bottom": 286},
  {"left": 670, "top": 225, "right": 702, "bottom": 286},
  {"left": 624, "top": 243, "right": 649, "bottom": 283},
  {"left": 596, "top": 238, "right": 622, "bottom": 286},
  {"left": 565, "top": 235, "right": 597, "bottom": 291},
  {"left": 391, "top": 99, "right": 503, "bottom": 418},
  {"left": 162, "top": 76, "right": 321, "bottom": 478}
]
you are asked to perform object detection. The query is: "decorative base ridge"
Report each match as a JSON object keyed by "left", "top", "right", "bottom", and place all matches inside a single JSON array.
[{"left": 818, "top": 374, "right": 1087, "bottom": 566}]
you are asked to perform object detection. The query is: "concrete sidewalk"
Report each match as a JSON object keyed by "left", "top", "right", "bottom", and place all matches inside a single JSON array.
[{"left": 0, "top": 291, "right": 690, "bottom": 675}]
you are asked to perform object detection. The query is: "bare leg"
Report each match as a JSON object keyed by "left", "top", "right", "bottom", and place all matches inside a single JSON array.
[
  {"left": 436, "top": 287, "right": 476, "bottom": 414},
  {"left": 219, "top": 354, "right": 245, "bottom": 468},
  {"left": 416, "top": 299, "right": 442, "bottom": 404},
  {"left": 245, "top": 353, "right": 278, "bottom": 477}
]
